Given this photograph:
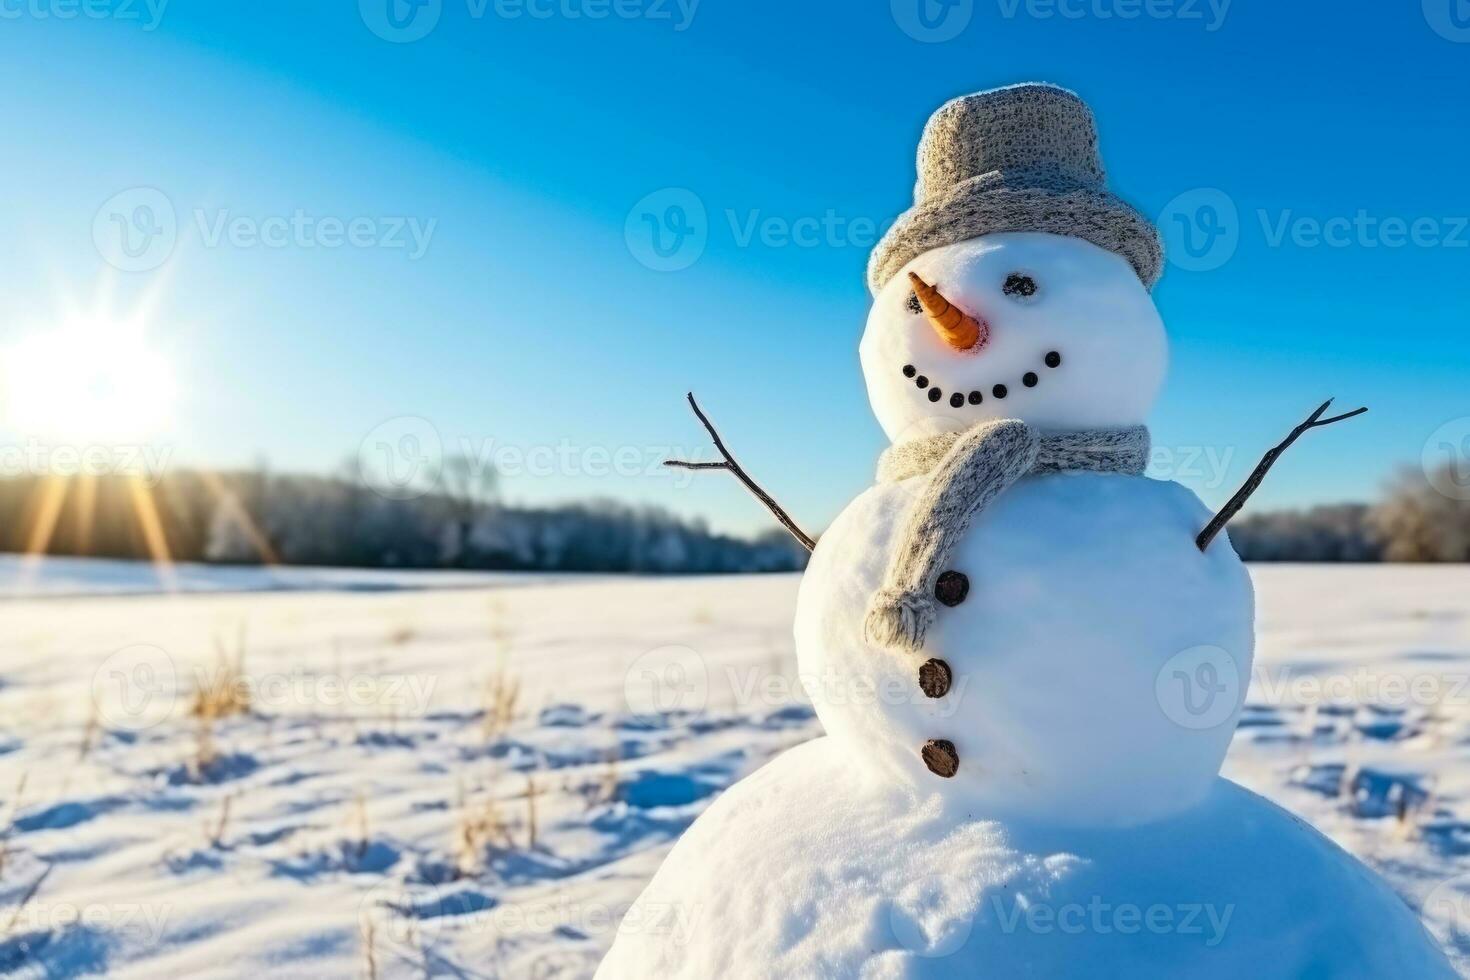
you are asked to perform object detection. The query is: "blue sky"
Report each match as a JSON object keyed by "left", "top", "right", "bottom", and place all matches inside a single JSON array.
[{"left": 0, "top": 1, "right": 1466, "bottom": 536}]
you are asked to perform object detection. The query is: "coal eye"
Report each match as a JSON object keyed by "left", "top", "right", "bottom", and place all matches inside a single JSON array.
[
  {"left": 905, "top": 291, "right": 922, "bottom": 315},
  {"left": 1003, "top": 273, "right": 1038, "bottom": 299}
]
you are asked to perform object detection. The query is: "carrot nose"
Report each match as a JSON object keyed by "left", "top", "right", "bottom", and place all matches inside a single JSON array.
[{"left": 908, "top": 272, "right": 989, "bottom": 352}]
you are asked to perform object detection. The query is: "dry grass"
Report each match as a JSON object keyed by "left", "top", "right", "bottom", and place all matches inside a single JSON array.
[
  {"left": 477, "top": 600, "right": 522, "bottom": 744},
  {"left": 348, "top": 791, "right": 371, "bottom": 862},
  {"left": 192, "top": 628, "right": 252, "bottom": 722},
  {"left": 487, "top": 599, "right": 513, "bottom": 654},
  {"left": 1393, "top": 772, "right": 1436, "bottom": 840},
  {"left": 583, "top": 744, "right": 621, "bottom": 809},
  {"left": 453, "top": 778, "right": 514, "bottom": 878},
  {"left": 77, "top": 701, "right": 100, "bottom": 762},
  {"left": 0, "top": 773, "right": 28, "bottom": 880},
  {"left": 480, "top": 662, "right": 521, "bottom": 745},
  {"left": 1421, "top": 686, "right": 1452, "bottom": 749},
  {"left": 523, "top": 774, "right": 541, "bottom": 851},
  {"left": 188, "top": 628, "right": 253, "bottom": 780},
  {"left": 361, "top": 886, "right": 430, "bottom": 980},
  {"left": 190, "top": 713, "right": 220, "bottom": 780},
  {"left": 360, "top": 918, "right": 379, "bottom": 980},
  {"left": 0, "top": 861, "right": 52, "bottom": 940},
  {"left": 204, "top": 793, "right": 235, "bottom": 849}
]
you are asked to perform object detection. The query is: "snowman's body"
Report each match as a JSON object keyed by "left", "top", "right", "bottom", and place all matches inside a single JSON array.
[
  {"left": 599, "top": 85, "right": 1455, "bottom": 976},
  {"left": 600, "top": 474, "right": 1449, "bottom": 977},
  {"left": 797, "top": 469, "right": 1254, "bottom": 828}
]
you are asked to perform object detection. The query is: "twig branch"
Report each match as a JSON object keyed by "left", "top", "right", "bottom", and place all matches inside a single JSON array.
[
  {"left": 1197, "top": 399, "right": 1368, "bottom": 552},
  {"left": 665, "top": 393, "right": 817, "bottom": 553}
]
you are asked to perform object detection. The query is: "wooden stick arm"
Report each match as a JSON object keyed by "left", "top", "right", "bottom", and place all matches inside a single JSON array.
[
  {"left": 1196, "top": 399, "right": 1367, "bottom": 552},
  {"left": 664, "top": 393, "right": 1365, "bottom": 558},
  {"left": 664, "top": 393, "right": 817, "bottom": 553}
]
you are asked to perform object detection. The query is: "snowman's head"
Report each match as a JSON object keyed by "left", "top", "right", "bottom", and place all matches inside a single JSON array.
[{"left": 860, "top": 232, "right": 1167, "bottom": 443}]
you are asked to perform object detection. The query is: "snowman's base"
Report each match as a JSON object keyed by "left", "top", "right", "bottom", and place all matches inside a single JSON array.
[{"left": 596, "top": 737, "right": 1453, "bottom": 979}]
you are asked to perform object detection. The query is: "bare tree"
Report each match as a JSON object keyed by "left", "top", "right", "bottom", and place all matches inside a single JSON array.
[{"left": 439, "top": 455, "right": 499, "bottom": 566}]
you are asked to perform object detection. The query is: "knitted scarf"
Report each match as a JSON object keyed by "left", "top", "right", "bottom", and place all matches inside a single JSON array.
[{"left": 864, "top": 419, "right": 1150, "bottom": 653}]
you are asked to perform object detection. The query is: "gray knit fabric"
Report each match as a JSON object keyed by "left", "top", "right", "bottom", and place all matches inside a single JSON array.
[
  {"left": 864, "top": 421, "right": 1151, "bottom": 653},
  {"left": 867, "top": 83, "right": 1163, "bottom": 296}
]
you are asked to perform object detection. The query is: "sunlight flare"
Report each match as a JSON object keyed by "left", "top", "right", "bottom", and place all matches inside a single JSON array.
[{"left": 2, "top": 315, "right": 176, "bottom": 443}]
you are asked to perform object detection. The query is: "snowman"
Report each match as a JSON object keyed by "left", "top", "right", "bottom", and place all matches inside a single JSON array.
[{"left": 598, "top": 84, "right": 1454, "bottom": 978}]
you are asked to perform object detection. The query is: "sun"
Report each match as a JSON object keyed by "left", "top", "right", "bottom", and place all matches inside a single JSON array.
[
  {"left": 1, "top": 309, "right": 189, "bottom": 587},
  {"left": 2, "top": 316, "right": 176, "bottom": 443}
]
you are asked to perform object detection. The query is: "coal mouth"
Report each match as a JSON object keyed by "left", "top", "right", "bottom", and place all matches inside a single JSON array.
[{"left": 901, "top": 350, "right": 1063, "bottom": 409}]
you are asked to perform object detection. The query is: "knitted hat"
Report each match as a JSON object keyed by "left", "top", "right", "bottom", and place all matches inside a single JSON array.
[{"left": 868, "top": 83, "right": 1163, "bottom": 295}]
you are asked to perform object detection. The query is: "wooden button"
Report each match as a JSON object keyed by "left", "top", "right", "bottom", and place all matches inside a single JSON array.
[
  {"left": 922, "top": 739, "right": 959, "bottom": 778},
  {"left": 918, "top": 659, "right": 952, "bottom": 699},
  {"left": 934, "top": 571, "right": 969, "bottom": 607}
]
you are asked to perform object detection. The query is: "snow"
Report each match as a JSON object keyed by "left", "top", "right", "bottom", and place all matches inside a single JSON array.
[
  {"left": 0, "top": 555, "right": 570, "bottom": 599},
  {"left": 861, "top": 233, "right": 1167, "bottom": 442},
  {"left": 795, "top": 471, "right": 1255, "bottom": 826},
  {"left": 0, "top": 562, "right": 1468, "bottom": 977},
  {"left": 599, "top": 740, "right": 1452, "bottom": 978}
]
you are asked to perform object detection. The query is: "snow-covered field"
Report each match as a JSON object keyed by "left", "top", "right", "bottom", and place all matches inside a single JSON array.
[
  {"left": 1, "top": 562, "right": 1469, "bottom": 977},
  {"left": 0, "top": 555, "right": 565, "bottom": 599}
]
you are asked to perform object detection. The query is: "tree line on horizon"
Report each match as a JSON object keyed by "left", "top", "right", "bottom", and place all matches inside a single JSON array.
[
  {"left": 1223, "top": 464, "right": 1470, "bottom": 562},
  {"left": 0, "top": 465, "right": 809, "bottom": 574},
  {"left": 0, "top": 463, "right": 1467, "bottom": 570}
]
